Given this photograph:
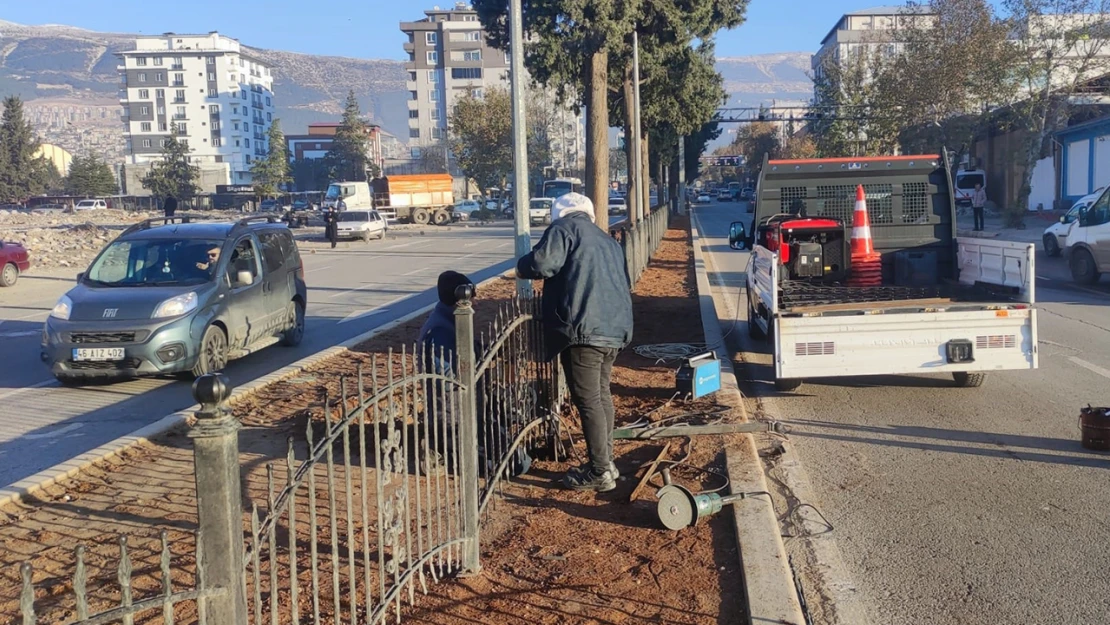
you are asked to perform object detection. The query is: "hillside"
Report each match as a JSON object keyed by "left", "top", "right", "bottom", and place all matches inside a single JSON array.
[{"left": 0, "top": 20, "right": 812, "bottom": 163}]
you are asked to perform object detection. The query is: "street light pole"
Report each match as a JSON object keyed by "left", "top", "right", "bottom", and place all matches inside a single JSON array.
[
  {"left": 509, "top": 0, "right": 533, "bottom": 298},
  {"left": 631, "top": 29, "right": 644, "bottom": 222}
]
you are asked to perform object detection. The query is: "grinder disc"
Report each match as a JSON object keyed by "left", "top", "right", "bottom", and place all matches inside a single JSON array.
[{"left": 656, "top": 484, "right": 697, "bottom": 530}]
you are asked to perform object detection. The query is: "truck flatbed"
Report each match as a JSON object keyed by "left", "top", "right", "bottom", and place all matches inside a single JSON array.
[{"left": 778, "top": 281, "right": 1023, "bottom": 315}]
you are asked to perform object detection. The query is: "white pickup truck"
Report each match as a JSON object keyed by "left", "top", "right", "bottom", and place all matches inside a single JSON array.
[{"left": 734, "top": 153, "right": 1037, "bottom": 392}]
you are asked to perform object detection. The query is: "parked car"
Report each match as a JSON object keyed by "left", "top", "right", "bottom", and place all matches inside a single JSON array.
[
  {"left": 259, "top": 199, "right": 282, "bottom": 212},
  {"left": 74, "top": 199, "right": 107, "bottom": 211},
  {"left": 291, "top": 199, "right": 315, "bottom": 212},
  {"left": 696, "top": 192, "right": 712, "bottom": 203},
  {"left": 717, "top": 189, "right": 731, "bottom": 202},
  {"left": 453, "top": 199, "right": 483, "bottom": 221},
  {"left": 42, "top": 215, "right": 307, "bottom": 385},
  {"left": 741, "top": 187, "right": 755, "bottom": 200},
  {"left": 336, "top": 210, "right": 388, "bottom": 241},
  {"left": 1044, "top": 189, "right": 1102, "bottom": 257},
  {"left": 0, "top": 239, "right": 31, "bottom": 287},
  {"left": 529, "top": 198, "right": 553, "bottom": 225}
]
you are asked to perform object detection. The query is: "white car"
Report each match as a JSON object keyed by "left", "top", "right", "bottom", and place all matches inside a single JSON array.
[
  {"left": 529, "top": 198, "right": 553, "bottom": 225},
  {"left": 696, "top": 193, "right": 711, "bottom": 203},
  {"left": 1044, "top": 188, "right": 1103, "bottom": 257},
  {"left": 453, "top": 200, "right": 482, "bottom": 221},
  {"left": 336, "top": 210, "right": 387, "bottom": 242},
  {"left": 74, "top": 199, "right": 107, "bottom": 211}
]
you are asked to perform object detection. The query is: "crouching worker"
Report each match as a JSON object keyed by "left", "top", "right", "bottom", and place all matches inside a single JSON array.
[
  {"left": 516, "top": 192, "right": 634, "bottom": 493},
  {"left": 418, "top": 270, "right": 531, "bottom": 478}
]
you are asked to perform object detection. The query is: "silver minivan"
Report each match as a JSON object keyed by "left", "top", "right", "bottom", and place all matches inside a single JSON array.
[{"left": 41, "top": 215, "right": 308, "bottom": 384}]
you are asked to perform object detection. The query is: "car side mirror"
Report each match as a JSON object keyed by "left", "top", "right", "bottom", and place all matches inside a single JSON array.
[
  {"left": 729, "top": 221, "right": 747, "bottom": 250},
  {"left": 76, "top": 272, "right": 84, "bottom": 282},
  {"left": 236, "top": 270, "right": 254, "bottom": 287},
  {"left": 1061, "top": 215, "right": 1067, "bottom": 223}
]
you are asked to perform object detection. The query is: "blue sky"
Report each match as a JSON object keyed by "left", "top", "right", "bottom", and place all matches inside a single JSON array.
[{"left": 0, "top": 1, "right": 998, "bottom": 60}]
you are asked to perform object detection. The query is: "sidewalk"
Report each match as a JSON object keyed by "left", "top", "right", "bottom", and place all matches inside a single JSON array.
[{"left": 955, "top": 210, "right": 1054, "bottom": 244}]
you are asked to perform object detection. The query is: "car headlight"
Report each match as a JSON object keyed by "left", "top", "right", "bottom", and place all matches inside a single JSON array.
[
  {"left": 152, "top": 292, "right": 198, "bottom": 319},
  {"left": 50, "top": 295, "right": 73, "bottom": 320}
]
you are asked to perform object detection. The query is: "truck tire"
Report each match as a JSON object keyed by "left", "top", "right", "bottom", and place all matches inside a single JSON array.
[
  {"left": 1070, "top": 248, "right": 1101, "bottom": 284},
  {"left": 774, "top": 378, "right": 803, "bottom": 392},
  {"left": 412, "top": 208, "right": 430, "bottom": 225},
  {"left": 748, "top": 299, "right": 766, "bottom": 339},
  {"left": 432, "top": 209, "right": 450, "bottom": 226},
  {"left": 952, "top": 372, "right": 987, "bottom": 388}
]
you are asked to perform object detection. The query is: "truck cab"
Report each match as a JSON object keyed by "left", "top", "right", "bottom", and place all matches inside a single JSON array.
[
  {"left": 323, "top": 182, "right": 373, "bottom": 212},
  {"left": 739, "top": 152, "right": 1037, "bottom": 391},
  {"left": 1065, "top": 186, "right": 1110, "bottom": 284}
]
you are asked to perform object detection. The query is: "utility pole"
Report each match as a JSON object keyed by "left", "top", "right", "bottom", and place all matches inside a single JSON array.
[
  {"left": 509, "top": 0, "right": 533, "bottom": 298},
  {"left": 631, "top": 29, "right": 645, "bottom": 222}
]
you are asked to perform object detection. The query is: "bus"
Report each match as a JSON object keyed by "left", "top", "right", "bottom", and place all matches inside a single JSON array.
[{"left": 542, "top": 177, "right": 584, "bottom": 200}]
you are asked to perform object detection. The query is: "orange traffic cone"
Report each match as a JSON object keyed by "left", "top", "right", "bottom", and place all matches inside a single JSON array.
[{"left": 848, "top": 184, "right": 882, "bottom": 287}]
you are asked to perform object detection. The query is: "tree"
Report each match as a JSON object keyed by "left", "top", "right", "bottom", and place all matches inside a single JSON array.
[
  {"left": 0, "top": 95, "right": 54, "bottom": 201},
  {"left": 65, "top": 153, "right": 119, "bottom": 196},
  {"left": 810, "top": 48, "right": 903, "bottom": 157},
  {"left": 325, "top": 90, "right": 374, "bottom": 182},
  {"left": 449, "top": 87, "right": 513, "bottom": 200},
  {"left": 251, "top": 119, "right": 291, "bottom": 198},
  {"left": 999, "top": 0, "right": 1110, "bottom": 225},
  {"left": 140, "top": 136, "right": 200, "bottom": 200}
]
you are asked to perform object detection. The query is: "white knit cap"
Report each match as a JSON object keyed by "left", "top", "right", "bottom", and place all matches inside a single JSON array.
[{"left": 551, "top": 192, "right": 595, "bottom": 222}]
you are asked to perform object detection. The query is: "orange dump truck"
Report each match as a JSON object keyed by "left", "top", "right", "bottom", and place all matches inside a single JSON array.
[{"left": 370, "top": 174, "right": 455, "bottom": 225}]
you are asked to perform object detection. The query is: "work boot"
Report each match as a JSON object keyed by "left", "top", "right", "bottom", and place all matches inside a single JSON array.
[{"left": 562, "top": 464, "right": 616, "bottom": 492}]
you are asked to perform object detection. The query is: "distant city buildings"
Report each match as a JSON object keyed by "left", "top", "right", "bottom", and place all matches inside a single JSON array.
[
  {"left": 116, "top": 32, "right": 275, "bottom": 194},
  {"left": 811, "top": 5, "right": 934, "bottom": 88},
  {"left": 286, "top": 122, "right": 384, "bottom": 169}
]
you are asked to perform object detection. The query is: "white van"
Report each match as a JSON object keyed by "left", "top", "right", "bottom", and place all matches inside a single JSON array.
[
  {"left": 1065, "top": 187, "right": 1110, "bottom": 284},
  {"left": 1043, "top": 188, "right": 1103, "bottom": 257},
  {"left": 954, "top": 169, "right": 986, "bottom": 207},
  {"left": 74, "top": 199, "right": 108, "bottom": 211}
]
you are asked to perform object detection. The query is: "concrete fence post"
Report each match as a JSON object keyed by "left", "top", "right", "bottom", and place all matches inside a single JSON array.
[
  {"left": 189, "top": 373, "right": 248, "bottom": 625},
  {"left": 453, "top": 285, "right": 481, "bottom": 574}
]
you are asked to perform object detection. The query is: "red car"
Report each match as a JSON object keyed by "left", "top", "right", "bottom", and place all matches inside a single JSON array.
[{"left": 0, "top": 240, "right": 30, "bottom": 287}]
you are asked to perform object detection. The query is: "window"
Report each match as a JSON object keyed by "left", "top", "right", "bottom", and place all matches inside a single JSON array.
[
  {"left": 470, "top": 88, "right": 483, "bottom": 98},
  {"left": 226, "top": 238, "right": 260, "bottom": 286},
  {"left": 241, "top": 89, "right": 247, "bottom": 100},
  {"left": 180, "top": 139, "right": 188, "bottom": 148},
  {"left": 212, "top": 138, "right": 222, "bottom": 147},
  {"left": 175, "top": 89, "right": 186, "bottom": 101},
  {"left": 409, "top": 110, "right": 419, "bottom": 119},
  {"left": 1085, "top": 191, "right": 1110, "bottom": 227},
  {"left": 176, "top": 105, "right": 186, "bottom": 118},
  {"left": 155, "top": 89, "right": 164, "bottom": 99},
  {"left": 426, "top": 32, "right": 438, "bottom": 45},
  {"left": 209, "top": 88, "right": 218, "bottom": 97},
  {"left": 410, "top": 128, "right": 420, "bottom": 139},
  {"left": 427, "top": 51, "right": 438, "bottom": 64},
  {"left": 464, "top": 14, "right": 477, "bottom": 21},
  {"left": 430, "top": 107, "right": 440, "bottom": 120},
  {"left": 139, "top": 105, "right": 150, "bottom": 115},
  {"left": 408, "top": 71, "right": 417, "bottom": 82},
  {"left": 463, "top": 50, "right": 481, "bottom": 62},
  {"left": 267, "top": 112, "right": 272, "bottom": 121},
  {"left": 432, "top": 127, "right": 444, "bottom": 140},
  {"left": 153, "top": 57, "right": 163, "bottom": 66},
  {"left": 208, "top": 72, "right": 216, "bottom": 81},
  {"left": 140, "top": 122, "right": 151, "bottom": 132},
  {"left": 142, "top": 139, "right": 152, "bottom": 148},
  {"left": 464, "top": 31, "right": 480, "bottom": 42},
  {"left": 429, "top": 90, "right": 440, "bottom": 102},
  {"left": 158, "top": 122, "right": 168, "bottom": 132},
  {"left": 138, "top": 72, "right": 147, "bottom": 82},
  {"left": 245, "top": 139, "right": 250, "bottom": 148},
  {"left": 206, "top": 56, "right": 216, "bottom": 65},
  {"left": 138, "top": 89, "right": 149, "bottom": 99},
  {"left": 234, "top": 121, "right": 240, "bottom": 130},
  {"left": 265, "top": 96, "right": 271, "bottom": 106},
  {"left": 235, "top": 139, "right": 241, "bottom": 147},
  {"left": 410, "top": 90, "right": 418, "bottom": 101},
  {"left": 429, "top": 70, "right": 439, "bottom": 83},
  {"left": 155, "top": 72, "right": 164, "bottom": 82},
  {"left": 157, "top": 106, "right": 165, "bottom": 115},
  {"left": 258, "top": 231, "right": 286, "bottom": 273},
  {"left": 451, "top": 67, "right": 482, "bottom": 80},
  {"left": 176, "top": 122, "right": 187, "bottom": 134},
  {"left": 136, "top": 57, "right": 147, "bottom": 66}
]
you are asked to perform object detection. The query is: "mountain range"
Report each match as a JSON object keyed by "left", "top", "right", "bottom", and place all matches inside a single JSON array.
[{"left": 0, "top": 20, "right": 813, "bottom": 162}]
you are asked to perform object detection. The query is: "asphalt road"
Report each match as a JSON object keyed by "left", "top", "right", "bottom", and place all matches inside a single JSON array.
[
  {"left": 0, "top": 224, "right": 527, "bottom": 489},
  {"left": 692, "top": 199, "right": 1110, "bottom": 625}
]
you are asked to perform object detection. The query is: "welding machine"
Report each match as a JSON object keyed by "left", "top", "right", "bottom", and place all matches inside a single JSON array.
[{"left": 675, "top": 352, "right": 722, "bottom": 400}]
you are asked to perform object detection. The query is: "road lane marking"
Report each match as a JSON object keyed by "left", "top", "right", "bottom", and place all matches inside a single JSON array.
[
  {"left": 306, "top": 265, "right": 332, "bottom": 274},
  {"left": 0, "top": 379, "right": 59, "bottom": 402},
  {"left": 338, "top": 294, "right": 414, "bottom": 325},
  {"left": 0, "top": 330, "right": 42, "bottom": 338},
  {"left": 328, "top": 281, "right": 389, "bottom": 299},
  {"left": 22, "top": 423, "right": 84, "bottom": 440},
  {"left": 403, "top": 268, "right": 428, "bottom": 276},
  {"left": 1069, "top": 356, "right": 1110, "bottom": 380}
]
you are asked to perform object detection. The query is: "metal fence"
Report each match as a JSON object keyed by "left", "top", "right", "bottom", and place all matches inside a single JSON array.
[
  {"left": 16, "top": 288, "right": 562, "bottom": 625},
  {"left": 612, "top": 207, "right": 670, "bottom": 286}
]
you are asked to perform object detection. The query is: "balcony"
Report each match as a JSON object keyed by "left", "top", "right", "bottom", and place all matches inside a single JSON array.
[
  {"left": 172, "top": 97, "right": 186, "bottom": 104},
  {"left": 172, "top": 114, "right": 188, "bottom": 120},
  {"left": 172, "top": 81, "right": 185, "bottom": 87},
  {"left": 254, "top": 133, "right": 264, "bottom": 140},
  {"left": 170, "top": 63, "right": 184, "bottom": 70},
  {"left": 118, "top": 90, "right": 128, "bottom": 103}
]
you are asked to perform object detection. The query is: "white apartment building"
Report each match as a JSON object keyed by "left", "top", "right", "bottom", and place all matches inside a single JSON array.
[
  {"left": 811, "top": 4, "right": 934, "bottom": 85},
  {"left": 117, "top": 32, "right": 275, "bottom": 192}
]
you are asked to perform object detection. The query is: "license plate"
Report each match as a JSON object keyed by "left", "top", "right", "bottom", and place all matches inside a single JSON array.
[{"left": 72, "top": 347, "right": 124, "bottom": 361}]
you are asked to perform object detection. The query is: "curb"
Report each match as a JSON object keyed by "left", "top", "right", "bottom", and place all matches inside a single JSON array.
[
  {"left": 688, "top": 220, "right": 806, "bottom": 625},
  {"left": 0, "top": 273, "right": 509, "bottom": 511}
]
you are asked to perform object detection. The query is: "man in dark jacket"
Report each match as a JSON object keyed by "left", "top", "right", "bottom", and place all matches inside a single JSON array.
[
  {"left": 324, "top": 206, "right": 339, "bottom": 248},
  {"left": 517, "top": 192, "right": 633, "bottom": 492},
  {"left": 163, "top": 195, "right": 177, "bottom": 219}
]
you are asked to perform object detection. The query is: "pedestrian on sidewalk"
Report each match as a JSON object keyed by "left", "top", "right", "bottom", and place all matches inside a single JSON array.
[
  {"left": 972, "top": 182, "right": 987, "bottom": 231},
  {"left": 516, "top": 192, "right": 634, "bottom": 493},
  {"left": 163, "top": 194, "right": 177, "bottom": 219}
]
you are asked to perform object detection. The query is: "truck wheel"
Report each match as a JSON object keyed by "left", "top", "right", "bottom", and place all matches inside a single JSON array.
[
  {"left": 1043, "top": 233, "right": 1060, "bottom": 257},
  {"left": 747, "top": 299, "right": 766, "bottom": 339},
  {"left": 774, "top": 378, "right": 803, "bottom": 392},
  {"left": 1070, "top": 248, "right": 1101, "bottom": 284},
  {"left": 432, "top": 209, "right": 450, "bottom": 226},
  {"left": 952, "top": 372, "right": 987, "bottom": 388},
  {"left": 0, "top": 262, "right": 18, "bottom": 287},
  {"left": 412, "top": 208, "right": 430, "bottom": 225}
]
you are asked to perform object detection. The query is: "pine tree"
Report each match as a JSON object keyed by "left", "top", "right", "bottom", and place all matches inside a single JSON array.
[
  {"left": 251, "top": 119, "right": 292, "bottom": 198},
  {"left": 0, "top": 95, "right": 51, "bottom": 202},
  {"left": 140, "top": 137, "right": 200, "bottom": 200},
  {"left": 66, "top": 153, "right": 120, "bottom": 197},
  {"left": 325, "top": 91, "right": 373, "bottom": 182}
]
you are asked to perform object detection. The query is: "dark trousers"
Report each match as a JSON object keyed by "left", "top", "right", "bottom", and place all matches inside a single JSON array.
[
  {"left": 326, "top": 222, "right": 338, "bottom": 248},
  {"left": 560, "top": 345, "right": 619, "bottom": 475},
  {"left": 973, "top": 206, "right": 985, "bottom": 231}
]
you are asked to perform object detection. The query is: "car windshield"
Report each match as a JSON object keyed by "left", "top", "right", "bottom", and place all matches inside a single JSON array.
[
  {"left": 85, "top": 238, "right": 225, "bottom": 287},
  {"left": 77, "top": 200, "right": 96, "bottom": 206},
  {"left": 338, "top": 212, "right": 371, "bottom": 222},
  {"left": 956, "top": 173, "right": 985, "bottom": 190},
  {"left": 530, "top": 200, "right": 551, "bottom": 209}
]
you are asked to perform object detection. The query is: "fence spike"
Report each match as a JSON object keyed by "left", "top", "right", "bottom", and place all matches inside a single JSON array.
[
  {"left": 324, "top": 389, "right": 342, "bottom": 623},
  {"left": 267, "top": 464, "right": 279, "bottom": 625},
  {"left": 341, "top": 375, "right": 358, "bottom": 625},
  {"left": 118, "top": 535, "right": 134, "bottom": 625},
  {"left": 306, "top": 439, "right": 321, "bottom": 625},
  {"left": 20, "top": 562, "right": 34, "bottom": 625},
  {"left": 356, "top": 365, "right": 373, "bottom": 624},
  {"left": 372, "top": 354, "right": 387, "bottom": 607},
  {"left": 411, "top": 344, "right": 425, "bottom": 590},
  {"left": 250, "top": 503, "right": 263, "bottom": 625},
  {"left": 401, "top": 345, "right": 415, "bottom": 607},
  {"left": 286, "top": 437, "right": 301, "bottom": 625},
  {"left": 74, "top": 544, "right": 88, "bottom": 621},
  {"left": 160, "top": 531, "right": 174, "bottom": 625}
]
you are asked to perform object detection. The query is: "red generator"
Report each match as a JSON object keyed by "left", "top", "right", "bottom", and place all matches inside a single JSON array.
[{"left": 756, "top": 216, "right": 850, "bottom": 283}]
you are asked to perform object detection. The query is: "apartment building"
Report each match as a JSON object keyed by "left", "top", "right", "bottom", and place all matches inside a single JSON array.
[
  {"left": 286, "top": 122, "right": 384, "bottom": 167},
  {"left": 811, "top": 4, "right": 934, "bottom": 84},
  {"left": 117, "top": 32, "right": 275, "bottom": 193}
]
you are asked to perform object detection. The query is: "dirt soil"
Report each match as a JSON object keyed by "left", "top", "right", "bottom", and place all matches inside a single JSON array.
[{"left": 0, "top": 215, "right": 746, "bottom": 624}]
